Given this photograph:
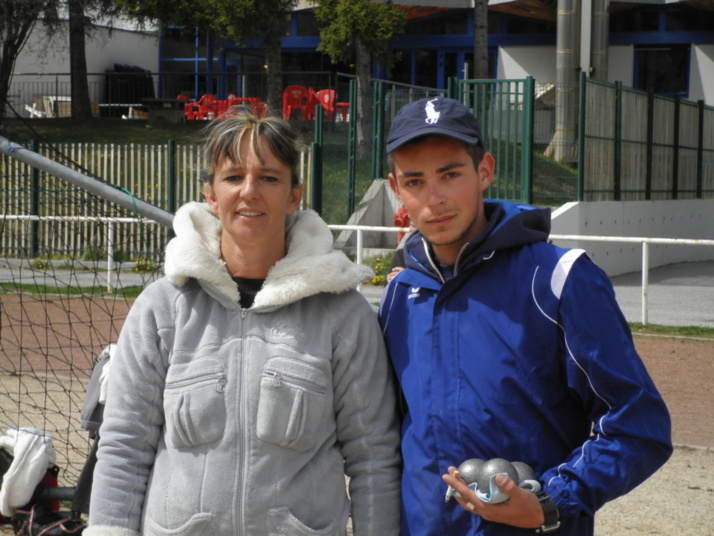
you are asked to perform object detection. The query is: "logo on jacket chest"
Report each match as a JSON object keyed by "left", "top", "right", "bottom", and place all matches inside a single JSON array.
[{"left": 408, "top": 287, "right": 421, "bottom": 299}]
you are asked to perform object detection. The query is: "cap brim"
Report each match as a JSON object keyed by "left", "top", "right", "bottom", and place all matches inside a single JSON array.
[{"left": 386, "top": 127, "right": 481, "bottom": 153}]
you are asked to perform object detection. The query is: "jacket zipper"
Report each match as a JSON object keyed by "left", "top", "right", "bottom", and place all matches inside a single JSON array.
[
  {"left": 165, "top": 372, "right": 226, "bottom": 391},
  {"left": 237, "top": 309, "right": 248, "bottom": 536},
  {"left": 263, "top": 369, "right": 327, "bottom": 395}
]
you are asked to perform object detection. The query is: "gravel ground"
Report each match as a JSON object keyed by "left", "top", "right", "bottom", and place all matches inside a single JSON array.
[
  {"left": 595, "top": 445, "right": 714, "bottom": 535},
  {"left": 1, "top": 333, "right": 711, "bottom": 535}
]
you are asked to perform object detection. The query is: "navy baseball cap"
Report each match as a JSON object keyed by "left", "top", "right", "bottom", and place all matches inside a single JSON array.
[{"left": 386, "top": 96, "right": 484, "bottom": 153}]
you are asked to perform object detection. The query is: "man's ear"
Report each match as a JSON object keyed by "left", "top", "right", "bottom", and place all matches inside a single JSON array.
[{"left": 478, "top": 153, "right": 496, "bottom": 191}]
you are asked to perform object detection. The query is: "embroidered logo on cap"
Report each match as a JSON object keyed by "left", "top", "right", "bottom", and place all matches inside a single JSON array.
[{"left": 425, "top": 98, "right": 440, "bottom": 125}]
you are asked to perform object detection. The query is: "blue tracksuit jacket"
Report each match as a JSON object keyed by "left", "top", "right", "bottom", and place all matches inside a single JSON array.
[{"left": 378, "top": 200, "right": 672, "bottom": 536}]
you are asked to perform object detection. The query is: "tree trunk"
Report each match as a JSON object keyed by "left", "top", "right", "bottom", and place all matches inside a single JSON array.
[
  {"left": 264, "top": 36, "right": 283, "bottom": 117},
  {"left": 0, "top": 16, "right": 37, "bottom": 122},
  {"left": 473, "top": 0, "right": 490, "bottom": 144},
  {"left": 355, "top": 36, "right": 372, "bottom": 159},
  {"left": 68, "top": 0, "right": 93, "bottom": 120},
  {"left": 473, "top": 0, "right": 489, "bottom": 80}
]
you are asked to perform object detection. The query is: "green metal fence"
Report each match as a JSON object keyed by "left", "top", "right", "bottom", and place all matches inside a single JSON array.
[
  {"left": 452, "top": 77, "right": 535, "bottom": 204},
  {"left": 578, "top": 72, "right": 714, "bottom": 201}
]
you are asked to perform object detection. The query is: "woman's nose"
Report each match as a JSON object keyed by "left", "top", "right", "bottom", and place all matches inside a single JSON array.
[{"left": 241, "top": 175, "right": 259, "bottom": 198}]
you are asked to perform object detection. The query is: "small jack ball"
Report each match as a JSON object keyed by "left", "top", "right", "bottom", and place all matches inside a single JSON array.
[
  {"left": 476, "top": 458, "right": 519, "bottom": 492},
  {"left": 457, "top": 458, "right": 485, "bottom": 485}
]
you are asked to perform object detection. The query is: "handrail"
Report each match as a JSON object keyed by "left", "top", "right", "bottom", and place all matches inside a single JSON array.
[
  {"left": 3, "top": 213, "right": 712, "bottom": 325},
  {"left": 550, "top": 234, "right": 714, "bottom": 324}
]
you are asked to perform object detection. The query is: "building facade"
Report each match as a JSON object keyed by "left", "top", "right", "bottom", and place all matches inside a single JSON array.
[{"left": 157, "top": 0, "right": 714, "bottom": 105}]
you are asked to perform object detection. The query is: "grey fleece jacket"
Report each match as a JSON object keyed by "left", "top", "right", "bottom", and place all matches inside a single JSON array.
[{"left": 86, "top": 202, "right": 401, "bottom": 536}]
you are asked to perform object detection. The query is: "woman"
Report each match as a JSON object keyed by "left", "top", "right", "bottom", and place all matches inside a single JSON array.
[{"left": 86, "top": 111, "right": 401, "bottom": 536}]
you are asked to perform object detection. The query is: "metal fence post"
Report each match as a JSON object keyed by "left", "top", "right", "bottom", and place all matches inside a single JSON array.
[
  {"left": 167, "top": 140, "right": 177, "bottom": 239},
  {"left": 697, "top": 100, "right": 704, "bottom": 199},
  {"left": 645, "top": 87, "right": 654, "bottom": 200},
  {"left": 30, "top": 140, "right": 40, "bottom": 258},
  {"left": 614, "top": 81, "right": 623, "bottom": 201},
  {"left": 577, "top": 72, "right": 587, "bottom": 202},
  {"left": 641, "top": 240, "right": 649, "bottom": 325},
  {"left": 372, "top": 81, "right": 385, "bottom": 180},
  {"left": 347, "top": 79, "right": 357, "bottom": 217},
  {"left": 672, "top": 96, "right": 680, "bottom": 199},
  {"left": 524, "top": 76, "right": 535, "bottom": 205},
  {"left": 311, "top": 105, "right": 323, "bottom": 215}
]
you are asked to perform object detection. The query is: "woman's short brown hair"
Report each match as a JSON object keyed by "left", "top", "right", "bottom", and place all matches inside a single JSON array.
[{"left": 201, "top": 109, "right": 302, "bottom": 187}]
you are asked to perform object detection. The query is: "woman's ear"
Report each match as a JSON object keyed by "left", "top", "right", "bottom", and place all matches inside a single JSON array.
[
  {"left": 286, "top": 184, "right": 304, "bottom": 215},
  {"left": 204, "top": 184, "right": 219, "bottom": 216}
]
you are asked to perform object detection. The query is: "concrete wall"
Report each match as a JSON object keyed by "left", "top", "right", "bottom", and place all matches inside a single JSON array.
[
  {"left": 339, "top": 190, "right": 714, "bottom": 276},
  {"left": 498, "top": 46, "right": 556, "bottom": 85},
  {"left": 335, "top": 180, "right": 401, "bottom": 256},
  {"left": 15, "top": 20, "right": 158, "bottom": 75},
  {"left": 551, "top": 200, "right": 714, "bottom": 276},
  {"left": 689, "top": 44, "right": 714, "bottom": 105}
]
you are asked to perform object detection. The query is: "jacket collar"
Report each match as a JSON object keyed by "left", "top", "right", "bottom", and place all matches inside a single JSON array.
[{"left": 165, "top": 202, "right": 372, "bottom": 308}]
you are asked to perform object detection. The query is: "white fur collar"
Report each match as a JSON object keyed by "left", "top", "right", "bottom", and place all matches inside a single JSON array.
[{"left": 164, "top": 202, "right": 372, "bottom": 308}]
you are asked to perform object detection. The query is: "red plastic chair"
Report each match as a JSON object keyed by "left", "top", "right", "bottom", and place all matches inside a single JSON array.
[
  {"left": 177, "top": 95, "right": 195, "bottom": 121},
  {"left": 282, "top": 85, "right": 311, "bottom": 120},
  {"left": 315, "top": 89, "right": 337, "bottom": 120},
  {"left": 335, "top": 101, "right": 350, "bottom": 122},
  {"left": 184, "top": 94, "right": 219, "bottom": 120}
]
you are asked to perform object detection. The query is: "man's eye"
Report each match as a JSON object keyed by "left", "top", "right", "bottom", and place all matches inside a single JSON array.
[
  {"left": 262, "top": 176, "right": 279, "bottom": 183},
  {"left": 224, "top": 175, "right": 242, "bottom": 182},
  {"left": 404, "top": 179, "right": 421, "bottom": 187}
]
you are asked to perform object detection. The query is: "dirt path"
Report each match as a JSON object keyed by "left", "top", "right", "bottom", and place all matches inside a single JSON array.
[{"left": 1, "top": 331, "right": 712, "bottom": 535}]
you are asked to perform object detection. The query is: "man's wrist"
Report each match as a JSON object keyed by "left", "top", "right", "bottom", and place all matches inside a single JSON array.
[{"left": 534, "top": 491, "right": 560, "bottom": 533}]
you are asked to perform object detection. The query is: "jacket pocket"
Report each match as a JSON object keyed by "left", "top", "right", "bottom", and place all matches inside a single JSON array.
[
  {"left": 164, "top": 359, "right": 227, "bottom": 448},
  {"left": 268, "top": 506, "right": 339, "bottom": 536},
  {"left": 144, "top": 512, "right": 214, "bottom": 536},
  {"left": 257, "top": 357, "right": 328, "bottom": 452}
]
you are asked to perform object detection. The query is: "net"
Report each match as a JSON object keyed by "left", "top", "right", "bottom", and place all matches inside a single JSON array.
[{"left": 1, "top": 134, "right": 169, "bottom": 489}]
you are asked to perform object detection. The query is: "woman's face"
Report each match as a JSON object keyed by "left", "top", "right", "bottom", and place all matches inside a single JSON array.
[{"left": 205, "top": 134, "right": 302, "bottom": 256}]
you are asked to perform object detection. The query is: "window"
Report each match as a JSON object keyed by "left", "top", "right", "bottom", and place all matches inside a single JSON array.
[{"left": 635, "top": 46, "right": 689, "bottom": 97}]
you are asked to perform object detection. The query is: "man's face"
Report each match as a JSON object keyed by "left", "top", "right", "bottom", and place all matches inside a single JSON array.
[{"left": 388, "top": 136, "right": 494, "bottom": 265}]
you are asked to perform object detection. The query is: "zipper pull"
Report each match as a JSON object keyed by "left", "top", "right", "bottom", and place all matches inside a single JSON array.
[
  {"left": 272, "top": 372, "right": 282, "bottom": 387},
  {"left": 215, "top": 376, "right": 226, "bottom": 393}
]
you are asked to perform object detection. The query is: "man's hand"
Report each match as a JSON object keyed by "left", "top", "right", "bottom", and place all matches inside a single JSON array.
[{"left": 442, "top": 467, "right": 546, "bottom": 529}]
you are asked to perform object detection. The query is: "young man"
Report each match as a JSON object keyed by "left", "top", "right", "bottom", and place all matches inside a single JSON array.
[{"left": 379, "top": 96, "right": 672, "bottom": 536}]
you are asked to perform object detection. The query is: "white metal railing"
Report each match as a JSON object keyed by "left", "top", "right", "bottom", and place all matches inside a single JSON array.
[
  {"left": 3, "top": 214, "right": 713, "bottom": 325},
  {"left": 2, "top": 214, "right": 159, "bottom": 291},
  {"left": 550, "top": 234, "right": 714, "bottom": 324}
]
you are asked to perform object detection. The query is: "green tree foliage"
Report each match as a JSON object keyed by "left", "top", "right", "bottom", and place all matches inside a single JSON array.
[
  {"left": 0, "top": 1, "right": 60, "bottom": 122},
  {"left": 312, "top": 0, "right": 405, "bottom": 155},
  {"left": 313, "top": 0, "right": 404, "bottom": 64}
]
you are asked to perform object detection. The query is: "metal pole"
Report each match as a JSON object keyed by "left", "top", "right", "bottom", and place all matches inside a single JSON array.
[
  {"left": 0, "top": 135, "right": 174, "bottom": 228},
  {"left": 107, "top": 221, "right": 115, "bottom": 292},
  {"left": 577, "top": 71, "right": 586, "bottom": 201},
  {"left": 641, "top": 241, "right": 649, "bottom": 325}
]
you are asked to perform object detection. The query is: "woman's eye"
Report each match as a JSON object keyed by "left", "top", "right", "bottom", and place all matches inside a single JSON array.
[
  {"left": 262, "top": 176, "right": 278, "bottom": 183},
  {"left": 224, "top": 175, "right": 242, "bottom": 182}
]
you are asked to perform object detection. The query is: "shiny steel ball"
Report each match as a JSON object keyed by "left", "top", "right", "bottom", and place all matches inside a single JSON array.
[
  {"left": 511, "top": 461, "right": 536, "bottom": 484},
  {"left": 456, "top": 458, "right": 485, "bottom": 485},
  {"left": 476, "top": 458, "right": 518, "bottom": 492}
]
